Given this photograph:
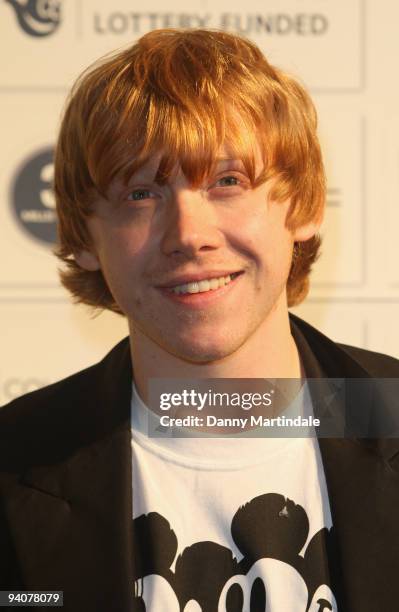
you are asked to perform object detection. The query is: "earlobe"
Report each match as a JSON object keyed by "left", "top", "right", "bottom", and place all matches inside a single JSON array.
[{"left": 74, "top": 250, "right": 101, "bottom": 271}]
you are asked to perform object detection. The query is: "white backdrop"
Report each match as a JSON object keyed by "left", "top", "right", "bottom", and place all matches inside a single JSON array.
[{"left": 1, "top": 0, "right": 398, "bottom": 404}]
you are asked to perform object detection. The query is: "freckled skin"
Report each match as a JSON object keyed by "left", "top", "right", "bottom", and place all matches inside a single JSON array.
[{"left": 77, "top": 143, "right": 318, "bottom": 373}]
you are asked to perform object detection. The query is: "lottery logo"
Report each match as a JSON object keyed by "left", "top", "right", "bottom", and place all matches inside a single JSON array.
[
  {"left": 11, "top": 147, "right": 57, "bottom": 246},
  {"left": 5, "top": 0, "right": 62, "bottom": 37}
]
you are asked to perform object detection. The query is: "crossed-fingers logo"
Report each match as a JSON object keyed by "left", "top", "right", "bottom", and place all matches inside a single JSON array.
[{"left": 5, "top": 0, "right": 62, "bottom": 37}]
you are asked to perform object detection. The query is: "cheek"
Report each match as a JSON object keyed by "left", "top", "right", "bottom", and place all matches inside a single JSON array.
[
  {"left": 89, "top": 210, "right": 153, "bottom": 259},
  {"left": 90, "top": 229, "right": 152, "bottom": 311},
  {"left": 96, "top": 225, "right": 152, "bottom": 275},
  {"left": 228, "top": 206, "right": 292, "bottom": 271},
  {"left": 263, "top": 202, "right": 294, "bottom": 265}
]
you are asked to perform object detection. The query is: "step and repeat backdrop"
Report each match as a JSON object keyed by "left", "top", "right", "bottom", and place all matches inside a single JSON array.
[{"left": 1, "top": 0, "right": 398, "bottom": 403}]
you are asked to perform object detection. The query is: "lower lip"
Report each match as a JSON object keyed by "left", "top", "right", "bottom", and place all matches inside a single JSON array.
[{"left": 158, "top": 274, "right": 243, "bottom": 308}]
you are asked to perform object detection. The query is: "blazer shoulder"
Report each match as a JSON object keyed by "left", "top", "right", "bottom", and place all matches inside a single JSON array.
[
  {"left": 336, "top": 342, "right": 399, "bottom": 377},
  {"left": 290, "top": 312, "right": 399, "bottom": 378},
  {"left": 0, "top": 337, "right": 131, "bottom": 472},
  {"left": 0, "top": 336, "right": 130, "bottom": 416},
  {"left": 1, "top": 358, "right": 101, "bottom": 419}
]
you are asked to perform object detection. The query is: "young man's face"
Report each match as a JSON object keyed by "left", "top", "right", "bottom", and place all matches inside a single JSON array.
[{"left": 77, "top": 142, "right": 317, "bottom": 363}]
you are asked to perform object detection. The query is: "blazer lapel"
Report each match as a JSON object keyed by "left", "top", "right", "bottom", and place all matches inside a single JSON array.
[
  {"left": 4, "top": 338, "right": 135, "bottom": 611},
  {"left": 290, "top": 314, "right": 399, "bottom": 611},
  {"left": 317, "top": 435, "right": 399, "bottom": 611}
]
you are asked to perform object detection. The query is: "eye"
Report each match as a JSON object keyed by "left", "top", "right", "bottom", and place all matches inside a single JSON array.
[
  {"left": 209, "top": 173, "right": 249, "bottom": 197},
  {"left": 127, "top": 188, "right": 155, "bottom": 202},
  {"left": 216, "top": 175, "right": 240, "bottom": 187}
]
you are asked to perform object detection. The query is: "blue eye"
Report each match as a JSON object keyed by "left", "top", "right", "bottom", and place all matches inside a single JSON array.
[
  {"left": 216, "top": 176, "right": 240, "bottom": 187},
  {"left": 128, "top": 189, "right": 152, "bottom": 201}
]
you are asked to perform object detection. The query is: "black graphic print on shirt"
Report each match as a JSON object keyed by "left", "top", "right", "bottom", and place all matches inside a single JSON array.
[{"left": 132, "top": 493, "right": 338, "bottom": 611}]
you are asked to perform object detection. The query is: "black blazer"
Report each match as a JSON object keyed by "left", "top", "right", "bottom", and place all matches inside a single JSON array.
[{"left": 1, "top": 313, "right": 398, "bottom": 611}]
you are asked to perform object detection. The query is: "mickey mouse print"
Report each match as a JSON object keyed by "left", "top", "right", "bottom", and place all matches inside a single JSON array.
[{"left": 132, "top": 493, "right": 338, "bottom": 611}]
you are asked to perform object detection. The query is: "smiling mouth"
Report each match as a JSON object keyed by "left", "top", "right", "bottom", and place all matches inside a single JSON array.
[{"left": 166, "top": 272, "right": 242, "bottom": 295}]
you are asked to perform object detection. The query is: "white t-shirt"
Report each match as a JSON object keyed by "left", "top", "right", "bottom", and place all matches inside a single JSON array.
[{"left": 130, "top": 382, "right": 338, "bottom": 611}]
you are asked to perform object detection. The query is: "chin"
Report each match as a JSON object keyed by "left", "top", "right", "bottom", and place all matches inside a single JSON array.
[
  {"left": 135, "top": 320, "right": 245, "bottom": 364},
  {"left": 166, "top": 337, "right": 240, "bottom": 364},
  {"left": 173, "top": 350, "right": 230, "bottom": 365}
]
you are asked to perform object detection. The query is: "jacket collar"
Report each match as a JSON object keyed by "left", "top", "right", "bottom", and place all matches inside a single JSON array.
[{"left": 290, "top": 313, "right": 399, "bottom": 458}]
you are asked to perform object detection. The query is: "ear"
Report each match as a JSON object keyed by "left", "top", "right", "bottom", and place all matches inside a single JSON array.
[
  {"left": 292, "top": 218, "right": 322, "bottom": 242},
  {"left": 74, "top": 249, "right": 101, "bottom": 272}
]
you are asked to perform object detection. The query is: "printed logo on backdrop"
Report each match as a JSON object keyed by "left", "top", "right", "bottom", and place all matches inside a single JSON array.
[
  {"left": 93, "top": 11, "right": 328, "bottom": 36},
  {"left": 5, "top": 0, "right": 62, "bottom": 37},
  {"left": 11, "top": 147, "right": 57, "bottom": 246},
  {"left": 1, "top": 376, "right": 49, "bottom": 402},
  {"left": 90, "top": 2, "right": 364, "bottom": 92}
]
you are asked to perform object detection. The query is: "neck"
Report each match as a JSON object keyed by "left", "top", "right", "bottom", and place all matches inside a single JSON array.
[{"left": 129, "top": 300, "right": 301, "bottom": 406}]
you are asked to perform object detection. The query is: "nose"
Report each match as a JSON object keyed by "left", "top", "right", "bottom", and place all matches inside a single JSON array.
[{"left": 160, "top": 188, "right": 223, "bottom": 259}]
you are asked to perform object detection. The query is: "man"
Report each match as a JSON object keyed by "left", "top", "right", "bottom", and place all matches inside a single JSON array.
[{"left": 1, "top": 28, "right": 398, "bottom": 612}]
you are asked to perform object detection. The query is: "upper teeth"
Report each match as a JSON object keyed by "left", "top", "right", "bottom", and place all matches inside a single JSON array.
[{"left": 170, "top": 274, "right": 236, "bottom": 295}]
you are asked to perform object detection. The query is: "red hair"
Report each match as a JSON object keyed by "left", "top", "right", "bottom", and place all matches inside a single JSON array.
[{"left": 55, "top": 28, "right": 325, "bottom": 311}]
